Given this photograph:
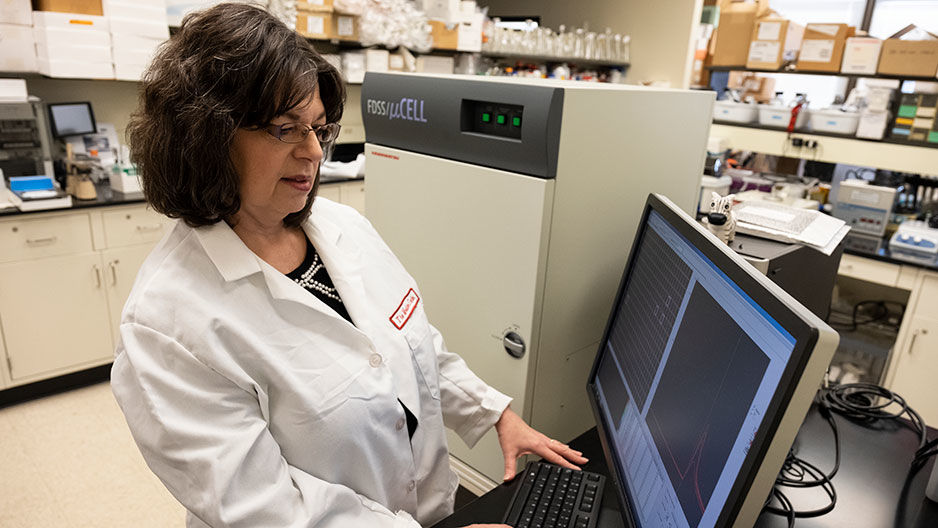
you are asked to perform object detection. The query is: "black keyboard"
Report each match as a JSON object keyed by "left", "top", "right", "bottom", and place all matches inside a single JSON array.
[{"left": 503, "top": 460, "right": 606, "bottom": 528}]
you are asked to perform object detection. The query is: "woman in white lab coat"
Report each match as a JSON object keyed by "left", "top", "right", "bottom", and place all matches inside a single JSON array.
[{"left": 111, "top": 4, "right": 586, "bottom": 527}]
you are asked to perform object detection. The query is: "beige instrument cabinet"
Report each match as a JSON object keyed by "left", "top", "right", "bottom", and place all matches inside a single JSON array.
[
  {"left": 363, "top": 73, "right": 715, "bottom": 488},
  {"left": 0, "top": 204, "right": 174, "bottom": 388}
]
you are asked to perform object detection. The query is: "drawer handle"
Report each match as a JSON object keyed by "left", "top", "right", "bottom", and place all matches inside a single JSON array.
[
  {"left": 136, "top": 224, "right": 163, "bottom": 232},
  {"left": 26, "top": 236, "right": 57, "bottom": 246},
  {"left": 909, "top": 329, "right": 929, "bottom": 355},
  {"left": 109, "top": 260, "right": 118, "bottom": 286},
  {"left": 93, "top": 265, "right": 102, "bottom": 288}
]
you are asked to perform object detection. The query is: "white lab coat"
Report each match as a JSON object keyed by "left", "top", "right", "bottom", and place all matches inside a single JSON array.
[{"left": 111, "top": 197, "right": 512, "bottom": 528}]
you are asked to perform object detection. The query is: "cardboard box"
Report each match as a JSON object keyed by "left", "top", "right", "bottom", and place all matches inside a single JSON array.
[
  {"left": 36, "top": 40, "right": 111, "bottom": 62},
  {"left": 103, "top": 1, "right": 165, "bottom": 20},
  {"left": 364, "top": 48, "right": 388, "bottom": 72},
  {"left": 108, "top": 15, "right": 169, "bottom": 38},
  {"left": 711, "top": 0, "right": 769, "bottom": 67},
  {"left": 34, "top": 24, "right": 111, "bottom": 46},
  {"left": 841, "top": 37, "right": 882, "bottom": 75},
  {"left": 297, "top": 0, "right": 332, "bottom": 12},
  {"left": 33, "top": 0, "right": 102, "bottom": 16},
  {"left": 0, "top": 23, "right": 36, "bottom": 71},
  {"left": 341, "top": 50, "right": 364, "bottom": 83},
  {"left": 33, "top": 9, "right": 108, "bottom": 30},
  {"left": 110, "top": 31, "right": 162, "bottom": 50},
  {"left": 747, "top": 17, "right": 804, "bottom": 70},
  {"left": 856, "top": 110, "right": 890, "bottom": 140},
  {"left": 388, "top": 52, "right": 405, "bottom": 71},
  {"left": 37, "top": 56, "right": 113, "bottom": 78},
  {"left": 865, "top": 86, "right": 895, "bottom": 112},
  {"left": 796, "top": 23, "right": 854, "bottom": 72},
  {"left": 429, "top": 16, "right": 482, "bottom": 52},
  {"left": 727, "top": 71, "right": 776, "bottom": 102},
  {"left": 1, "top": 0, "right": 32, "bottom": 25},
  {"left": 423, "top": 0, "right": 458, "bottom": 24},
  {"left": 878, "top": 25, "right": 938, "bottom": 78},
  {"left": 415, "top": 55, "right": 453, "bottom": 74},
  {"left": 296, "top": 11, "right": 357, "bottom": 41}
]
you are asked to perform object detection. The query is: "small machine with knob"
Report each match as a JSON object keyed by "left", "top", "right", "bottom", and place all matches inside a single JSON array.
[{"left": 888, "top": 220, "right": 938, "bottom": 265}]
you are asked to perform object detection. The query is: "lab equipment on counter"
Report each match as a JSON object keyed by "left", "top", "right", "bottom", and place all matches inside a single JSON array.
[
  {"left": 730, "top": 232, "right": 843, "bottom": 319},
  {"left": 363, "top": 72, "right": 714, "bottom": 484},
  {"left": 5, "top": 174, "right": 71, "bottom": 211},
  {"left": 832, "top": 179, "right": 896, "bottom": 237},
  {"left": 889, "top": 220, "right": 938, "bottom": 265},
  {"left": 0, "top": 98, "right": 54, "bottom": 180}
]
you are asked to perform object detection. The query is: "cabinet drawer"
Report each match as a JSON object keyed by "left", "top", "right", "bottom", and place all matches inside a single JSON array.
[
  {"left": 102, "top": 207, "right": 173, "bottom": 248},
  {"left": 838, "top": 254, "right": 900, "bottom": 286},
  {"left": 0, "top": 214, "right": 93, "bottom": 263},
  {"left": 912, "top": 272, "right": 938, "bottom": 319}
]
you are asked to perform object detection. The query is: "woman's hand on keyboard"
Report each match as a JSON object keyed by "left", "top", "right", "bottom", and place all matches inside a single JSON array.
[{"left": 494, "top": 406, "right": 589, "bottom": 481}]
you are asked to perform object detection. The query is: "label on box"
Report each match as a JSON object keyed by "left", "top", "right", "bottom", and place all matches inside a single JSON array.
[
  {"left": 801, "top": 39, "right": 835, "bottom": 62},
  {"left": 337, "top": 16, "right": 354, "bottom": 36},
  {"left": 307, "top": 15, "right": 325, "bottom": 36},
  {"left": 806, "top": 24, "right": 840, "bottom": 37},
  {"left": 749, "top": 41, "right": 780, "bottom": 63},
  {"left": 757, "top": 21, "right": 781, "bottom": 41},
  {"left": 389, "top": 55, "right": 404, "bottom": 69}
]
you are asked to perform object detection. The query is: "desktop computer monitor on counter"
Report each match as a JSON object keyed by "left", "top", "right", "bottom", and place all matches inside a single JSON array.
[{"left": 587, "top": 193, "right": 838, "bottom": 528}]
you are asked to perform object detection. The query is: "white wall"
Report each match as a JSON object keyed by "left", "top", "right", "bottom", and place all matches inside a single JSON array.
[{"left": 482, "top": 0, "right": 703, "bottom": 88}]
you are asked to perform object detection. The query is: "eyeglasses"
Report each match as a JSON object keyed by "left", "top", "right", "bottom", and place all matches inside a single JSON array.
[{"left": 260, "top": 122, "right": 341, "bottom": 145}]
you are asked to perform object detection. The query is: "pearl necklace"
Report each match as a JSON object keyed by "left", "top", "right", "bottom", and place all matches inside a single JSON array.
[{"left": 293, "top": 252, "right": 343, "bottom": 303}]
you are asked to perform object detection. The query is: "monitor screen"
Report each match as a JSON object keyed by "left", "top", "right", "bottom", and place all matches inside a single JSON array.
[
  {"left": 48, "top": 102, "right": 96, "bottom": 138},
  {"left": 588, "top": 194, "right": 834, "bottom": 528}
]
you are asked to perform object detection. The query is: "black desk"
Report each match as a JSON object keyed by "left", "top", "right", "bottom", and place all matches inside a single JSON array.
[{"left": 434, "top": 407, "right": 938, "bottom": 528}]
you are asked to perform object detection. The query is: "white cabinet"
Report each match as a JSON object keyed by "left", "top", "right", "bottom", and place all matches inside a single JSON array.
[
  {"left": 0, "top": 203, "right": 171, "bottom": 389},
  {"left": 0, "top": 252, "right": 113, "bottom": 382},
  {"left": 887, "top": 271, "right": 938, "bottom": 424}
]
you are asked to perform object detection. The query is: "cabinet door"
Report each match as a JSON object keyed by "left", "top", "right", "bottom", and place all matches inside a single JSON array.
[
  {"left": 340, "top": 181, "right": 366, "bottom": 215},
  {"left": 890, "top": 315, "right": 938, "bottom": 425},
  {"left": 102, "top": 245, "right": 153, "bottom": 347},
  {"left": 317, "top": 184, "right": 342, "bottom": 203},
  {"left": 0, "top": 253, "right": 113, "bottom": 382}
]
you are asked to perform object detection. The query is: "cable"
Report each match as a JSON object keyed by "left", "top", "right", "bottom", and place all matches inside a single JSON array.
[{"left": 826, "top": 300, "right": 905, "bottom": 333}]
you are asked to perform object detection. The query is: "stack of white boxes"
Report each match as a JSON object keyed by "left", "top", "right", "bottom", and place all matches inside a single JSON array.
[
  {"left": 0, "top": 0, "right": 35, "bottom": 73},
  {"left": 105, "top": 0, "right": 170, "bottom": 81},
  {"left": 34, "top": 10, "right": 113, "bottom": 79},
  {"left": 856, "top": 83, "right": 896, "bottom": 140}
]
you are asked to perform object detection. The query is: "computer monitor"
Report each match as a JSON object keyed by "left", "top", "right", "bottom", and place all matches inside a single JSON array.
[
  {"left": 587, "top": 194, "right": 838, "bottom": 528},
  {"left": 47, "top": 102, "right": 97, "bottom": 138}
]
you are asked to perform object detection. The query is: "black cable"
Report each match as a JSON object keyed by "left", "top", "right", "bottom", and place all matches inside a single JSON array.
[{"left": 826, "top": 300, "right": 905, "bottom": 333}]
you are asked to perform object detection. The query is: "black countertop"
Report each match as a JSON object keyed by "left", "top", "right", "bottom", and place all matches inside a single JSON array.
[{"left": 0, "top": 176, "right": 364, "bottom": 219}]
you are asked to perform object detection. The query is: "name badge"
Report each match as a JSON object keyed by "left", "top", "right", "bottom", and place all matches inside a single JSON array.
[{"left": 390, "top": 288, "right": 420, "bottom": 330}]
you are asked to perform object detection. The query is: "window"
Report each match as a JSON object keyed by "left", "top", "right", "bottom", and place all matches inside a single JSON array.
[{"left": 869, "top": 0, "right": 938, "bottom": 38}]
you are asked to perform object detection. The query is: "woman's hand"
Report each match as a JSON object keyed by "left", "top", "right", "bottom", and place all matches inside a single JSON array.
[{"left": 494, "top": 406, "right": 589, "bottom": 481}]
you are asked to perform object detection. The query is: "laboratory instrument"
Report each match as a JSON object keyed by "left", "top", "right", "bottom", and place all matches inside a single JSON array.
[
  {"left": 832, "top": 179, "right": 896, "bottom": 237},
  {"left": 889, "top": 220, "right": 938, "bottom": 265},
  {"left": 363, "top": 72, "right": 714, "bottom": 485}
]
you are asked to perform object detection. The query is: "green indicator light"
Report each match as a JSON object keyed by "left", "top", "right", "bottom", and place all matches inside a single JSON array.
[
  {"left": 496, "top": 114, "right": 506, "bottom": 125},
  {"left": 482, "top": 112, "right": 490, "bottom": 123},
  {"left": 512, "top": 116, "right": 521, "bottom": 127}
]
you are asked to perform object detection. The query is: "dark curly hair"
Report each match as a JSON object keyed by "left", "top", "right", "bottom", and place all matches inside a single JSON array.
[{"left": 128, "top": 2, "right": 346, "bottom": 227}]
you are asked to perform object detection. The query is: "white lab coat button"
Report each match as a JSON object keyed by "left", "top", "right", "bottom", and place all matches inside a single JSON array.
[
  {"left": 407, "top": 480, "right": 416, "bottom": 492},
  {"left": 369, "top": 354, "right": 382, "bottom": 368},
  {"left": 396, "top": 417, "right": 406, "bottom": 431}
]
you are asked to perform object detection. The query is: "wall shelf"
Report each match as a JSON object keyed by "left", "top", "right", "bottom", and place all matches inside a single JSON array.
[
  {"left": 707, "top": 65, "right": 938, "bottom": 83},
  {"left": 710, "top": 122, "right": 938, "bottom": 174}
]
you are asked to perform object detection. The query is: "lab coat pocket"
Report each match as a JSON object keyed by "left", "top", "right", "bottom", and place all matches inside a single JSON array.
[{"left": 402, "top": 312, "right": 441, "bottom": 401}]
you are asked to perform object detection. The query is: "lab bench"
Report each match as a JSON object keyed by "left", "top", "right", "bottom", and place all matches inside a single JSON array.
[{"left": 0, "top": 177, "right": 364, "bottom": 395}]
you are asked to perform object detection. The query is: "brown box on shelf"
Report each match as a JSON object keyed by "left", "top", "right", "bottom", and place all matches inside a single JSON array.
[
  {"left": 841, "top": 37, "right": 882, "bottom": 75},
  {"left": 429, "top": 20, "right": 458, "bottom": 50},
  {"left": 296, "top": 11, "right": 358, "bottom": 41},
  {"left": 297, "top": 0, "right": 333, "bottom": 12},
  {"left": 746, "top": 17, "right": 805, "bottom": 70},
  {"left": 32, "top": 0, "right": 102, "bottom": 16},
  {"left": 796, "top": 23, "right": 854, "bottom": 72},
  {"left": 727, "top": 71, "right": 776, "bottom": 102},
  {"left": 877, "top": 25, "right": 938, "bottom": 78},
  {"left": 710, "top": 0, "right": 769, "bottom": 67}
]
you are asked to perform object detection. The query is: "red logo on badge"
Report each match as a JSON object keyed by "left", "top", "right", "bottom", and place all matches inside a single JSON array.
[{"left": 390, "top": 288, "right": 420, "bottom": 330}]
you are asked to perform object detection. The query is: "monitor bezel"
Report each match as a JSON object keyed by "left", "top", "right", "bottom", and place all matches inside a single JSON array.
[
  {"left": 47, "top": 101, "right": 97, "bottom": 139},
  {"left": 586, "top": 193, "right": 821, "bottom": 528}
]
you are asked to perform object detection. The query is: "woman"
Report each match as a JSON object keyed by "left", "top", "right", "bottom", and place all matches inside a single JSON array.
[{"left": 111, "top": 3, "right": 586, "bottom": 528}]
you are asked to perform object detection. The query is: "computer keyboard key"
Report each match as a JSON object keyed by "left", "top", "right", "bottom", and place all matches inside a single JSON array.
[{"left": 587, "top": 473, "right": 600, "bottom": 481}]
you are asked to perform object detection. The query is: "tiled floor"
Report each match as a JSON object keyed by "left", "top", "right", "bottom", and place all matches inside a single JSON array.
[
  {"left": 0, "top": 382, "right": 185, "bottom": 527},
  {"left": 0, "top": 381, "right": 481, "bottom": 527}
]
